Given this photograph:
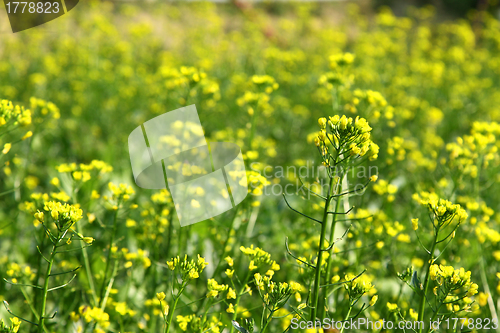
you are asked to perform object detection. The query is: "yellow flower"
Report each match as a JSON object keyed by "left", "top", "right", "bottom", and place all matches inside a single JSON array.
[
  {"left": 412, "top": 218, "right": 419, "bottom": 230},
  {"left": 21, "top": 131, "right": 33, "bottom": 140},
  {"left": 318, "top": 117, "right": 327, "bottom": 129},
  {"left": 83, "top": 237, "right": 94, "bottom": 244},
  {"left": 225, "top": 269, "right": 234, "bottom": 278},
  {"left": 10, "top": 317, "right": 21, "bottom": 333},
  {"left": 370, "top": 295, "right": 378, "bottom": 306},
  {"left": 226, "top": 303, "right": 235, "bottom": 313},
  {"left": 188, "top": 268, "right": 199, "bottom": 279},
  {"left": 34, "top": 211, "right": 44, "bottom": 222},
  {"left": 227, "top": 288, "right": 236, "bottom": 299},
  {"left": 409, "top": 309, "right": 418, "bottom": 321},
  {"left": 50, "top": 177, "right": 60, "bottom": 187},
  {"left": 271, "top": 261, "right": 280, "bottom": 271},
  {"left": 156, "top": 292, "right": 166, "bottom": 301},
  {"left": 387, "top": 302, "right": 398, "bottom": 312},
  {"left": 2, "top": 143, "right": 11, "bottom": 154},
  {"left": 166, "top": 260, "right": 176, "bottom": 270}
]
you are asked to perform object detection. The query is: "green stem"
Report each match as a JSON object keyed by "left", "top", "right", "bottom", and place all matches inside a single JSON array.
[
  {"left": 99, "top": 259, "right": 119, "bottom": 311},
  {"left": 310, "top": 175, "right": 335, "bottom": 321},
  {"left": 321, "top": 176, "right": 343, "bottom": 318},
  {"left": 76, "top": 221, "right": 98, "bottom": 306},
  {"left": 164, "top": 212, "right": 174, "bottom": 261},
  {"left": 37, "top": 243, "right": 57, "bottom": 333},
  {"left": 230, "top": 270, "right": 252, "bottom": 333},
  {"left": 165, "top": 283, "right": 186, "bottom": 333},
  {"left": 32, "top": 235, "right": 46, "bottom": 320},
  {"left": 98, "top": 208, "right": 119, "bottom": 307},
  {"left": 20, "top": 287, "right": 40, "bottom": 323},
  {"left": 261, "top": 306, "right": 275, "bottom": 333},
  {"left": 213, "top": 208, "right": 239, "bottom": 278},
  {"left": 417, "top": 230, "right": 439, "bottom": 333},
  {"left": 200, "top": 299, "right": 213, "bottom": 333},
  {"left": 248, "top": 102, "right": 258, "bottom": 149},
  {"left": 339, "top": 305, "right": 352, "bottom": 333},
  {"left": 478, "top": 251, "right": 500, "bottom": 332}
]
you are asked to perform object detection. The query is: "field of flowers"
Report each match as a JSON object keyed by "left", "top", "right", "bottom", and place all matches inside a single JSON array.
[{"left": 1, "top": 1, "right": 500, "bottom": 332}]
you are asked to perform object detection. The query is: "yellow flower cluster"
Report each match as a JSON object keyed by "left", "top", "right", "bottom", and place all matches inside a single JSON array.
[
  {"left": 254, "top": 273, "right": 301, "bottom": 307},
  {"left": 166, "top": 254, "right": 208, "bottom": 280},
  {"left": 413, "top": 192, "right": 468, "bottom": 226},
  {"left": 206, "top": 278, "right": 228, "bottom": 298},
  {"left": 372, "top": 179, "right": 398, "bottom": 202},
  {"left": 150, "top": 189, "right": 172, "bottom": 204},
  {"left": 240, "top": 170, "right": 271, "bottom": 207},
  {"left": 112, "top": 300, "right": 137, "bottom": 317},
  {"left": 176, "top": 314, "right": 223, "bottom": 332},
  {"left": 429, "top": 264, "right": 478, "bottom": 300},
  {"left": 35, "top": 201, "right": 83, "bottom": 230},
  {"left": 446, "top": 122, "right": 500, "bottom": 178},
  {"left": 240, "top": 245, "right": 280, "bottom": 272},
  {"left": 252, "top": 75, "right": 279, "bottom": 94},
  {"left": 78, "top": 305, "right": 110, "bottom": 329},
  {"left": 0, "top": 99, "right": 31, "bottom": 127},
  {"left": 237, "top": 75, "right": 278, "bottom": 117},
  {"left": 29, "top": 97, "right": 60, "bottom": 120},
  {"left": 315, "top": 115, "right": 379, "bottom": 164},
  {"left": 386, "top": 302, "right": 398, "bottom": 312},
  {"left": 386, "top": 136, "right": 406, "bottom": 162},
  {"left": 56, "top": 160, "right": 113, "bottom": 174},
  {"left": 116, "top": 247, "right": 152, "bottom": 269},
  {"left": 329, "top": 52, "right": 355, "bottom": 69},
  {"left": 158, "top": 65, "right": 222, "bottom": 107},
  {"left": 5, "top": 263, "right": 36, "bottom": 286},
  {"left": 0, "top": 99, "right": 33, "bottom": 157},
  {"left": 107, "top": 182, "right": 135, "bottom": 202},
  {"left": 344, "top": 273, "right": 375, "bottom": 300},
  {"left": 0, "top": 317, "right": 21, "bottom": 333}
]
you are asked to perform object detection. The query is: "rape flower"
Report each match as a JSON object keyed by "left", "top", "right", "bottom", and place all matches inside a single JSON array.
[
  {"left": 2, "top": 143, "right": 11, "bottom": 154},
  {"left": 21, "top": 131, "right": 32, "bottom": 140},
  {"left": 83, "top": 237, "right": 94, "bottom": 244},
  {"left": 225, "top": 269, "right": 234, "bottom": 278},
  {"left": 387, "top": 302, "right": 398, "bottom": 312},
  {"left": 248, "top": 260, "right": 257, "bottom": 271},
  {"left": 188, "top": 269, "right": 199, "bottom": 279},
  {"left": 224, "top": 256, "right": 234, "bottom": 267},
  {"left": 227, "top": 288, "right": 236, "bottom": 299},
  {"left": 412, "top": 218, "right": 419, "bottom": 230},
  {"left": 156, "top": 292, "right": 166, "bottom": 302}
]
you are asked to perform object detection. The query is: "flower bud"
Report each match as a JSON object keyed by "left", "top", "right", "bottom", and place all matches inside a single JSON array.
[
  {"left": 412, "top": 218, "right": 419, "bottom": 231},
  {"left": 339, "top": 115, "right": 348, "bottom": 130},
  {"left": 318, "top": 117, "right": 327, "bottom": 129},
  {"left": 83, "top": 237, "right": 94, "bottom": 245}
]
